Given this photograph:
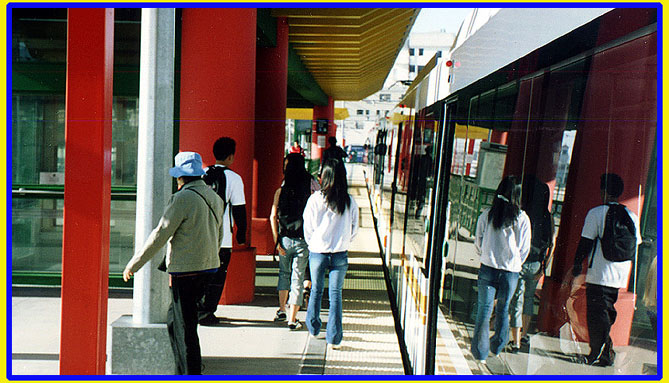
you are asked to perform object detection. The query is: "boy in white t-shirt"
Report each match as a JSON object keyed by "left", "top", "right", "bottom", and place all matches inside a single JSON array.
[
  {"left": 198, "top": 137, "right": 247, "bottom": 325},
  {"left": 571, "top": 173, "right": 642, "bottom": 367}
]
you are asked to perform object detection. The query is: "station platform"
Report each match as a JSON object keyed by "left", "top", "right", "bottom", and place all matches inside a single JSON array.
[{"left": 10, "top": 165, "right": 406, "bottom": 376}]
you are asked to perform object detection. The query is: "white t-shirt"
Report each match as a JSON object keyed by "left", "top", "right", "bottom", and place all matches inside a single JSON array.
[
  {"left": 206, "top": 165, "right": 246, "bottom": 248},
  {"left": 303, "top": 191, "right": 359, "bottom": 253},
  {"left": 475, "top": 208, "right": 532, "bottom": 273},
  {"left": 581, "top": 203, "right": 642, "bottom": 288}
]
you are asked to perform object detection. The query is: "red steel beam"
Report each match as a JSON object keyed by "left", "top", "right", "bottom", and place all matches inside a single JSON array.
[{"left": 59, "top": 8, "right": 114, "bottom": 375}]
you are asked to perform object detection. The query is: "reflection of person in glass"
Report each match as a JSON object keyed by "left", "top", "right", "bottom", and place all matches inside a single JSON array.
[
  {"left": 571, "top": 173, "right": 641, "bottom": 367},
  {"left": 471, "top": 176, "right": 532, "bottom": 362},
  {"left": 507, "top": 176, "right": 554, "bottom": 352}
]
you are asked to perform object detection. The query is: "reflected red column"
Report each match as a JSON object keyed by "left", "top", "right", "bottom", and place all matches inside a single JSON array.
[
  {"left": 537, "top": 33, "right": 656, "bottom": 345},
  {"left": 179, "top": 8, "right": 257, "bottom": 304},
  {"left": 60, "top": 8, "right": 114, "bottom": 374}
]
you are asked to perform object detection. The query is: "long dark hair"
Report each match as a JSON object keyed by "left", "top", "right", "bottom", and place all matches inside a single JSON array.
[
  {"left": 320, "top": 158, "right": 350, "bottom": 214},
  {"left": 283, "top": 153, "right": 311, "bottom": 190},
  {"left": 488, "top": 175, "right": 522, "bottom": 229}
]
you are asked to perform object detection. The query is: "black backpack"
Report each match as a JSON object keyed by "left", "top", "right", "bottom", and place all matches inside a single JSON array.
[
  {"left": 202, "top": 165, "right": 233, "bottom": 231},
  {"left": 599, "top": 203, "right": 637, "bottom": 262},
  {"left": 277, "top": 180, "right": 311, "bottom": 239}
]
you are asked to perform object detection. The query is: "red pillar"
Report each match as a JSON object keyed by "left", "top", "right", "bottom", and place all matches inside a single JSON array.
[
  {"left": 312, "top": 96, "right": 334, "bottom": 162},
  {"left": 59, "top": 8, "right": 114, "bottom": 375},
  {"left": 179, "top": 8, "right": 257, "bottom": 304},
  {"left": 537, "top": 33, "right": 656, "bottom": 344},
  {"left": 252, "top": 17, "right": 289, "bottom": 254},
  {"left": 253, "top": 17, "right": 288, "bottom": 218}
]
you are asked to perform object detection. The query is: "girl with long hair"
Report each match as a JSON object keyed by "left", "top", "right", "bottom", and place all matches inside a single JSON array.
[
  {"left": 270, "top": 153, "right": 316, "bottom": 329},
  {"left": 303, "top": 158, "right": 359, "bottom": 349},
  {"left": 471, "top": 175, "right": 532, "bottom": 362}
]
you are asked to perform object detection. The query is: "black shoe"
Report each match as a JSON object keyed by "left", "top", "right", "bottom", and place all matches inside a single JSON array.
[
  {"left": 505, "top": 342, "right": 520, "bottom": 354},
  {"left": 274, "top": 309, "right": 287, "bottom": 322},
  {"left": 520, "top": 335, "right": 530, "bottom": 346},
  {"left": 288, "top": 319, "right": 303, "bottom": 331},
  {"left": 199, "top": 314, "right": 220, "bottom": 326}
]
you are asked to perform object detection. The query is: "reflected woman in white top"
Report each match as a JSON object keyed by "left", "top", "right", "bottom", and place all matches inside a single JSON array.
[{"left": 471, "top": 175, "right": 531, "bottom": 362}]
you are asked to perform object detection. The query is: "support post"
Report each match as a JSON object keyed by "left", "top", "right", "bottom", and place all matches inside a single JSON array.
[{"left": 59, "top": 8, "right": 114, "bottom": 375}]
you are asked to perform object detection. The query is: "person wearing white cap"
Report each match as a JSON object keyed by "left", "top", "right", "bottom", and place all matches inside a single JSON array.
[{"left": 123, "top": 151, "right": 224, "bottom": 375}]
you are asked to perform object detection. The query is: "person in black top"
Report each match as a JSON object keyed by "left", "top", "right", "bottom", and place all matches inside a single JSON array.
[
  {"left": 320, "top": 137, "right": 347, "bottom": 174},
  {"left": 269, "top": 153, "right": 314, "bottom": 329},
  {"left": 507, "top": 175, "right": 554, "bottom": 352}
]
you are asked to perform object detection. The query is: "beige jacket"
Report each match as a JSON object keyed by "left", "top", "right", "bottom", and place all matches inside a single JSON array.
[{"left": 126, "top": 179, "right": 224, "bottom": 273}]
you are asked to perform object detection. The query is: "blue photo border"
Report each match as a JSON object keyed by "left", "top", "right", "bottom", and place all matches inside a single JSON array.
[{"left": 5, "top": 2, "right": 663, "bottom": 380}]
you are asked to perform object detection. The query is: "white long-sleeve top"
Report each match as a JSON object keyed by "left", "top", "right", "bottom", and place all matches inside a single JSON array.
[
  {"left": 303, "top": 191, "right": 359, "bottom": 253},
  {"left": 475, "top": 208, "right": 532, "bottom": 273}
]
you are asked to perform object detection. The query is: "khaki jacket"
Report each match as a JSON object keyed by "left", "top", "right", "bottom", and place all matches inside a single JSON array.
[{"left": 126, "top": 179, "right": 224, "bottom": 273}]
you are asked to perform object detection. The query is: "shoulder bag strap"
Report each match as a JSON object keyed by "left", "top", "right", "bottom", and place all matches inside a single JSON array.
[{"left": 185, "top": 188, "right": 220, "bottom": 226}]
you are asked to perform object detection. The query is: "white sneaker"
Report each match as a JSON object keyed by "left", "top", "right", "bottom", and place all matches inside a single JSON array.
[{"left": 328, "top": 343, "right": 342, "bottom": 350}]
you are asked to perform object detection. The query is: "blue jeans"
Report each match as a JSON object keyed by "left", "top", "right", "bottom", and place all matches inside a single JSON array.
[
  {"left": 471, "top": 264, "right": 519, "bottom": 360},
  {"left": 509, "top": 260, "right": 542, "bottom": 328},
  {"left": 277, "top": 237, "right": 309, "bottom": 305},
  {"left": 306, "top": 251, "right": 348, "bottom": 345}
]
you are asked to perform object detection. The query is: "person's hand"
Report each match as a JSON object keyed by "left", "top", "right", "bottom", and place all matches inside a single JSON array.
[
  {"left": 277, "top": 244, "right": 286, "bottom": 256},
  {"left": 123, "top": 268, "right": 134, "bottom": 282}
]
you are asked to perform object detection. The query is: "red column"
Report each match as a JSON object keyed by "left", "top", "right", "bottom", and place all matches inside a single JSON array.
[
  {"left": 312, "top": 96, "right": 334, "bottom": 162},
  {"left": 253, "top": 17, "right": 288, "bottom": 218},
  {"left": 59, "top": 8, "right": 114, "bottom": 375},
  {"left": 179, "top": 8, "right": 257, "bottom": 304},
  {"left": 537, "top": 33, "right": 656, "bottom": 344},
  {"left": 251, "top": 17, "right": 289, "bottom": 254}
]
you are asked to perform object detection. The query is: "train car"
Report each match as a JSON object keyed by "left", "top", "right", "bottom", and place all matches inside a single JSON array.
[{"left": 368, "top": 7, "right": 658, "bottom": 375}]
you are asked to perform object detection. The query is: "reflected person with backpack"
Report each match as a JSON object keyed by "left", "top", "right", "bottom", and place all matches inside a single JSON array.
[
  {"left": 571, "top": 173, "right": 642, "bottom": 367},
  {"left": 269, "top": 153, "right": 318, "bottom": 329}
]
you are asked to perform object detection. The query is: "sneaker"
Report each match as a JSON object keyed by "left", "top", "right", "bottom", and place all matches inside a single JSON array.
[
  {"left": 520, "top": 335, "right": 530, "bottom": 346},
  {"left": 505, "top": 342, "right": 520, "bottom": 354},
  {"left": 288, "top": 320, "right": 303, "bottom": 330},
  {"left": 199, "top": 314, "right": 220, "bottom": 326},
  {"left": 274, "top": 310, "right": 287, "bottom": 322},
  {"left": 328, "top": 343, "right": 342, "bottom": 350}
]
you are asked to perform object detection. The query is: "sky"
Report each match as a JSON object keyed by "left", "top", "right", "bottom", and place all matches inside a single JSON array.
[{"left": 411, "top": 7, "right": 474, "bottom": 34}]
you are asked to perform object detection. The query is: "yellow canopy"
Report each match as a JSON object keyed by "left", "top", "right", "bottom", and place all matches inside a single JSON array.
[{"left": 286, "top": 108, "right": 350, "bottom": 121}]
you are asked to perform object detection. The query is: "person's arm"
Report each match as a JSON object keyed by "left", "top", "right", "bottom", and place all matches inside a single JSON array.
[
  {"left": 230, "top": 174, "right": 247, "bottom": 245},
  {"left": 302, "top": 195, "right": 316, "bottom": 245},
  {"left": 572, "top": 237, "right": 595, "bottom": 276},
  {"left": 269, "top": 188, "right": 285, "bottom": 255},
  {"left": 123, "top": 194, "right": 184, "bottom": 280},
  {"left": 350, "top": 197, "right": 359, "bottom": 240},
  {"left": 518, "top": 213, "right": 532, "bottom": 264},
  {"left": 232, "top": 205, "right": 247, "bottom": 245},
  {"left": 474, "top": 211, "right": 486, "bottom": 255}
]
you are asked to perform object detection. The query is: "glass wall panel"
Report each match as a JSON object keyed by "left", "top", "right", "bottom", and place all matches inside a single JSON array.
[
  {"left": 12, "top": 196, "right": 137, "bottom": 274},
  {"left": 437, "top": 31, "right": 656, "bottom": 375}
]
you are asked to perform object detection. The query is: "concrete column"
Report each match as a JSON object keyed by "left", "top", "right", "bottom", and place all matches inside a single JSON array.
[
  {"left": 60, "top": 8, "right": 114, "bottom": 375},
  {"left": 132, "top": 8, "right": 174, "bottom": 325},
  {"left": 179, "top": 8, "right": 257, "bottom": 304},
  {"left": 110, "top": 8, "right": 176, "bottom": 375}
]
